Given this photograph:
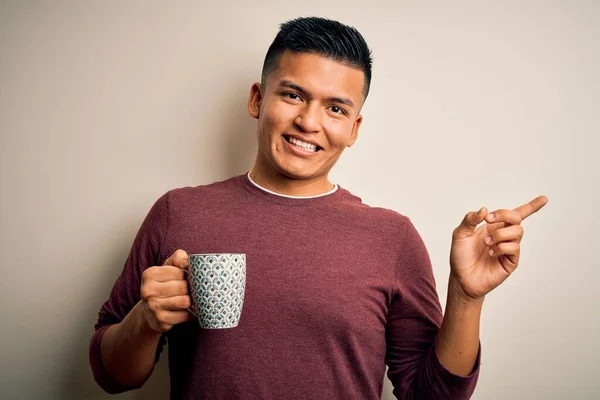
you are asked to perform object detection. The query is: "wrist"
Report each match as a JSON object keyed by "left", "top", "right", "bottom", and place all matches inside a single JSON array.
[
  {"left": 438, "top": 276, "right": 483, "bottom": 377},
  {"left": 131, "top": 301, "right": 164, "bottom": 337},
  {"left": 448, "top": 276, "right": 485, "bottom": 308}
]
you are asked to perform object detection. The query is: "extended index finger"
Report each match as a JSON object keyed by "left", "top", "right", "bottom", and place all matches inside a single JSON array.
[{"left": 514, "top": 195, "right": 548, "bottom": 220}]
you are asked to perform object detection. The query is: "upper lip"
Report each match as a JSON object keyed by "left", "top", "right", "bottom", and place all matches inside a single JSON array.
[{"left": 283, "top": 134, "right": 323, "bottom": 149}]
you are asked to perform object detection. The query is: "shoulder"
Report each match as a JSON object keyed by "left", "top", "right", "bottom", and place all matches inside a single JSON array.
[
  {"left": 160, "top": 175, "right": 242, "bottom": 207},
  {"left": 339, "top": 189, "right": 432, "bottom": 275},
  {"left": 335, "top": 186, "right": 414, "bottom": 239}
]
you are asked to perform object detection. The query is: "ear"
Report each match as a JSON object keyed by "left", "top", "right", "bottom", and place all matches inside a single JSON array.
[
  {"left": 248, "top": 82, "right": 262, "bottom": 119},
  {"left": 346, "top": 114, "right": 363, "bottom": 147}
]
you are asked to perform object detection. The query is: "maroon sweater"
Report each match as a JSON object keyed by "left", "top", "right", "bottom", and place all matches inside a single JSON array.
[{"left": 90, "top": 174, "right": 480, "bottom": 399}]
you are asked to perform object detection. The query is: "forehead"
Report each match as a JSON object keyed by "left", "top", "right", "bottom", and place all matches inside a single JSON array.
[{"left": 267, "top": 51, "right": 365, "bottom": 103}]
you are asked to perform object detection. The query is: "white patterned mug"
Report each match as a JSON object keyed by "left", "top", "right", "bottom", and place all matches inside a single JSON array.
[{"left": 187, "top": 253, "right": 246, "bottom": 329}]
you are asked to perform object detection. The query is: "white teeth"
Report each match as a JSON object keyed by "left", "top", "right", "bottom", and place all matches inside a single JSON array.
[{"left": 289, "top": 137, "right": 317, "bottom": 152}]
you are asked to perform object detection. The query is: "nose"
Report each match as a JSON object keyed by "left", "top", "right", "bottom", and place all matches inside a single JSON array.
[{"left": 294, "top": 104, "right": 321, "bottom": 133}]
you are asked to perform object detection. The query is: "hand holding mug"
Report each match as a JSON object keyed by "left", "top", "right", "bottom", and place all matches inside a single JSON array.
[{"left": 139, "top": 249, "right": 195, "bottom": 333}]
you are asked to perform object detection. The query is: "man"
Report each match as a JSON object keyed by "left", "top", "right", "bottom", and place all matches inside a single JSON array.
[{"left": 90, "top": 17, "right": 547, "bottom": 399}]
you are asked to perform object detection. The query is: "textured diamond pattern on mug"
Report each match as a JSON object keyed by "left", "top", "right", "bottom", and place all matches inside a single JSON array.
[{"left": 189, "top": 254, "right": 246, "bottom": 329}]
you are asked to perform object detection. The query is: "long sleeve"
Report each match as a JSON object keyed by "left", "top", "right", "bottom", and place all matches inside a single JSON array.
[
  {"left": 385, "top": 219, "right": 480, "bottom": 400},
  {"left": 89, "top": 193, "right": 170, "bottom": 394}
]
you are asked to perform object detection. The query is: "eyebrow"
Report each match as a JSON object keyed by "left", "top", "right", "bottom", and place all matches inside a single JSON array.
[{"left": 277, "top": 80, "right": 355, "bottom": 108}]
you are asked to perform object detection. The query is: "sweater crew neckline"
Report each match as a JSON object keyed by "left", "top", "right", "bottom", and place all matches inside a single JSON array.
[{"left": 239, "top": 172, "right": 343, "bottom": 206}]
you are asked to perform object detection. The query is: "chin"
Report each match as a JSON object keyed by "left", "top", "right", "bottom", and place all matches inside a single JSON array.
[
  {"left": 283, "top": 165, "right": 330, "bottom": 182},
  {"left": 274, "top": 167, "right": 310, "bottom": 180}
]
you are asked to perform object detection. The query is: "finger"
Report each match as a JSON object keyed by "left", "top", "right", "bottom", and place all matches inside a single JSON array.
[
  {"left": 142, "top": 265, "right": 186, "bottom": 283},
  {"left": 158, "top": 295, "right": 192, "bottom": 311},
  {"left": 484, "top": 225, "right": 524, "bottom": 246},
  {"left": 485, "top": 209, "right": 522, "bottom": 226},
  {"left": 183, "top": 310, "right": 196, "bottom": 321},
  {"left": 489, "top": 242, "right": 520, "bottom": 264},
  {"left": 163, "top": 249, "right": 189, "bottom": 269},
  {"left": 143, "top": 280, "right": 189, "bottom": 298},
  {"left": 515, "top": 195, "right": 548, "bottom": 221},
  {"left": 157, "top": 310, "right": 196, "bottom": 325},
  {"left": 456, "top": 207, "right": 488, "bottom": 234}
]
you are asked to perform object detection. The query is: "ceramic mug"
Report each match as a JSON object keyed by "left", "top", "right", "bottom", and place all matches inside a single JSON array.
[{"left": 187, "top": 253, "right": 246, "bottom": 329}]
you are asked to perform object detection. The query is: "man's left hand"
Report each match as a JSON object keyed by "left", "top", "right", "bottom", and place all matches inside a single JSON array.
[{"left": 449, "top": 195, "right": 548, "bottom": 301}]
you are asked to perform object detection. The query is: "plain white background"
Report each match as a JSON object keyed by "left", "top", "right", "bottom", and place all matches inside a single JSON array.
[{"left": 1, "top": 1, "right": 598, "bottom": 399}]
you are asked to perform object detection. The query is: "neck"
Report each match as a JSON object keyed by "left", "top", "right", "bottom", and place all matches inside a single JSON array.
[{"left": 250, "top": 164, "right": 335, "bottom": 197}]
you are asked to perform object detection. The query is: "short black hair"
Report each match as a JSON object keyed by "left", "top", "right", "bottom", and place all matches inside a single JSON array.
[{"left": 261, "top": 17, "right": 373, "bottom": 99}]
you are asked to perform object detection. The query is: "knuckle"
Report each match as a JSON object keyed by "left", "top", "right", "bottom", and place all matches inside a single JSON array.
[
  {"left": 140, "top": 285, "right": 151, "bottom": 300},
  {"left": 141, "top": 268, "right": 152, "bottom": 281},
  {"left": 155, "top": 310, "right": 167, "bottom": 323},
  {"left": 453, "top": 227, "right": 463, "bottom": 238},
  {"left": 511, "top": 210, "right": 522, "bottom": 224},
  {"left": 142, "top": 266, "right": 159, "bottom": 281},
  {"left": 147, "top": 297, "right": 161, "bottom": 312}
]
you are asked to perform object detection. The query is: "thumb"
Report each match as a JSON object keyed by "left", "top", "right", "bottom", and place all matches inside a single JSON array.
[
  {"left": 455, "top": 207, "right": 487, "bottom": 236},
  {"left": 163, "top": 249, "right": 189, "bottom": 270}
]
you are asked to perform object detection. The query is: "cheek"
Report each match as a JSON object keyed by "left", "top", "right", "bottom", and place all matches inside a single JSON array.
[
  {"left": 323, "top": 120, "right": 354, "bottom": 147},
  {"left": 261, "top": 101, "right": 296, "bottom": 131}
]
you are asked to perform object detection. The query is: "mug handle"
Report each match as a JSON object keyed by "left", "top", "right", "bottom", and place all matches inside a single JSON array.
[{"left": 181, "top": 268, "right": 198, "bottom": 317}]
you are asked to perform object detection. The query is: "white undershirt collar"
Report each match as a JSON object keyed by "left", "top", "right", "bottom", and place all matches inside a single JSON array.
[{"left": 247, "top": 172, "right": 338, "bottom": 199}]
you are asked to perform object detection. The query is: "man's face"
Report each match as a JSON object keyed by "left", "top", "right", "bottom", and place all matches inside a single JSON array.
[{"left": 248, "top": 51, "right": 365, "bottom": 182}]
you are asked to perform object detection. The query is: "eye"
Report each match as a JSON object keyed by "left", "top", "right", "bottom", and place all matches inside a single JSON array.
[
  {"left": 330, "top": 106, "right": 346, "bottom": 115},
  {"left": 283, "top": 92, "right": 301, "bottom": 101}
]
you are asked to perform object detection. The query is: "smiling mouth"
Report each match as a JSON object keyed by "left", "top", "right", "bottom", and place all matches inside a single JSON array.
[{"left": 283, "top": 135, "right": 323, "bottom": 152}]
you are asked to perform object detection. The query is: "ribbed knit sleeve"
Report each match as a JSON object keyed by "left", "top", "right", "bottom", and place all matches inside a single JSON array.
[
  {"left": 385, "top": 219, "right": 480, "bottom": 399},
  {"left": 89, "top": 193, "right": 169, "bottom": 394}
]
